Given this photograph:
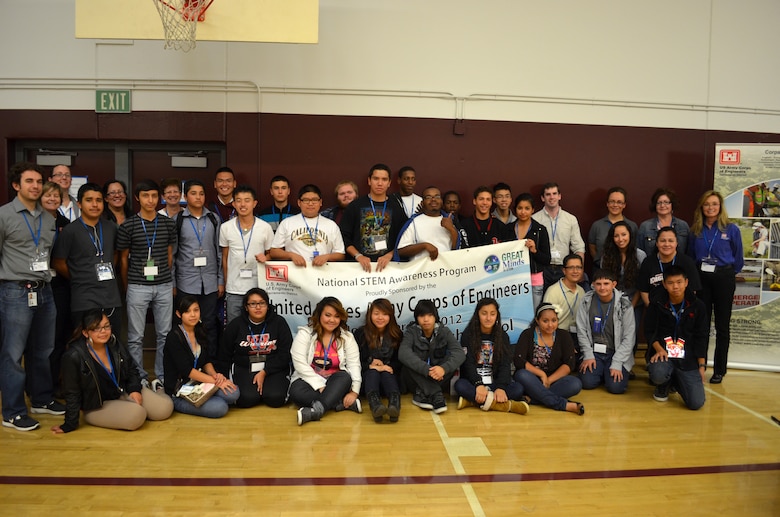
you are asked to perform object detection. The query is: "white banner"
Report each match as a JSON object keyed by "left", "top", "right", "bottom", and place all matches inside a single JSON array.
[
  {"left": 715, "top": 143, "right": 780, "bottom": 371},
  {"left": 259, "top": 241, "right": 533, "bottom": 342}
]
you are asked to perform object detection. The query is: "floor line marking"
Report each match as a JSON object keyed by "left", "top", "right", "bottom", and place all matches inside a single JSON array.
[
  {"left": 704, "top": 387, "right": 776, "bottom": 426},
  {"left": 432, "top": 412, "right": 488, "bottom": 517}
]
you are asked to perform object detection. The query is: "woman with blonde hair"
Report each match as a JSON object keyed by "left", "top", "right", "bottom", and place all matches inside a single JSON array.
[{"left": 687, "top": 190, "right": 743, "bottom": 384}]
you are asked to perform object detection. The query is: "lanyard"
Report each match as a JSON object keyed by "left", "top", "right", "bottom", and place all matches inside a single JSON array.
[
  {"left": 139, "top": 215, "right": 159, "bottom": 261},
  {"left": 658, "top": 253, "right": 676, "bottom": 273},
  {"left": 22, "top": 211, "right": 42, "bottom": 249},
  {"left": 544, "top": 209, "right": 559, "bottom": 241},
  {"left": 58, "top": 204, "right": 72, "bottom": 221},
  {"left": 188, "top": 216, "right": 207, "bottom": 249},
  {"left": 302, "top": 214, "right": 320, "bottom": 250},
  {"left": 319, "top": 334, "right": 336, "bottom": 367},
  {"left": 558, "top": 280, "right": 579, "bottom": 319},
  {"left": 213, "top": 202, "right": 235, "bottom": 223},
  {"left": 369, "top": 198, "right": 387, "bottom": 228},
  {"left": 248, "top": 321, "right": 267, "bottom": 349},
  {"left": 80, "top": 218, "right": 104, "bottom": 261},
  {"left": 87, "top": 341, "right": 119, "bottom": 390},
  {"left": 474, "top": 215, "right": 493, "bottom": 236},
  {"left": 597, "top": 297, "right": 614, "bottom": 327},
  {"left": 237, "top": 217, "right": 255, "bottom": 264},
  {"left": 701, "top": 224, "right": 718, "bottom": 259},
  {"left": 668, "top": 300, "right": 687, "bottom": 343},
  {"left": 535, "top": 329, "right": 555, "bottom": 355},
  {"left": 180, "top": 325, "right": 200, "bottom": 369}
]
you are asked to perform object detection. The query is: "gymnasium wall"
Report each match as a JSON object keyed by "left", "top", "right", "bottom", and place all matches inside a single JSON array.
[{"left": 1, "top": 1, "right": 779, "bottom": 231}]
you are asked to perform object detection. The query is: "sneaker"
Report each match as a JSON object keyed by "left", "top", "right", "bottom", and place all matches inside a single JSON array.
[
  {"left": 346, "top": 398, "right": 362, "bottom": 414},
  {"left": 150, "top": 379, "right": 164, "bottom": 392},
  {"left": 31, "top": 401, "right": 66, "bottom": 415},
  {"left": 297, "top": 407, "right": 317, "bottom": 426},
  {"left": 3, "top": 414, "right": 40, "bottom": 431},
  {"left": 141, "top": 379, "right": 152, "bottom": 390},
  {"left": 411, "top": 390, "right": 433, "bottom": 410},
  {"left": 431, "top": 392, "right": 448, "bottom": 414},
  {"left": 653, "top": 384, "right": 669, "bottom": 402}
]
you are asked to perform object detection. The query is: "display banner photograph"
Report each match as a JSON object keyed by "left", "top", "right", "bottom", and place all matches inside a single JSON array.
[
  {"left": 259, "top": 241, "right": 533, "bottom": 342},
  {"left": 716, "top": 143, "right": 780, "bottom": 371}
]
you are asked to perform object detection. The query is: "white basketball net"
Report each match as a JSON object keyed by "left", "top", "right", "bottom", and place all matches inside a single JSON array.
[{"left": 153, "top": 0, "right": 209, "bottom": 52}]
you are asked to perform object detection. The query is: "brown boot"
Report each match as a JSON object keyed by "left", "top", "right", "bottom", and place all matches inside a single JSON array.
[
  {"left": 457, "top": 397, "right": 473, "bottom": 410},
  {"left": 490, "top": 399, "right": 529, "bottom": 415}
]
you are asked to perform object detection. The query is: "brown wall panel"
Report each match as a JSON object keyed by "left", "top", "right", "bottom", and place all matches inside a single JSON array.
[{"left": 2, "top": 110, "right": 780, "bottom": 252}]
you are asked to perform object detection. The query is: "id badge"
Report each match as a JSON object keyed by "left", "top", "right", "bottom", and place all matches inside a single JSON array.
[
  {"left": 96, "top": 262, "right": 115, "bottom": 281},
  {"left": 239, "top": 268, "right": 253, "bottom": 278},
  {"left": 551, "top": 249, "right": 562, "bottom": 261},
  {"left": 569, "top": 325, "right": 577, "bottom": 334},
  {"left": 250, "top": 354, "right": 267, "bottom": 372},
  {"left": 193, "top": 250, "right": 207, "bottom": 267},
  {"left": 372, "top": 236, "right": 387, "bottom": 252},
  {"left": 28, "top": 291, "right": 38, "bottom": 307},
  {"left": 593, "top": 316, "right": 603, "bottom": 334},
  {"left": 701, "top": 260, "right": 716, "bottom": 273},
  {"left": 481, "top": 375, "right": 493, "bottom": 385},
  {"left": 594, "top": 342, "right": 607, "bottom": 354},
  {"left": 30, "top": 249, "right": 49, "bottom": 272},
  {"left": 144, "top": 259, "right": 158, "bottom": 279},
  {"left": 312, "top": 250, "right": 320, "bottom": 259}
]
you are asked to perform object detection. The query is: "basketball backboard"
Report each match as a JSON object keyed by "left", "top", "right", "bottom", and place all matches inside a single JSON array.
[{"left": 75, "top": 0, "right": 318, "bottom": 44}]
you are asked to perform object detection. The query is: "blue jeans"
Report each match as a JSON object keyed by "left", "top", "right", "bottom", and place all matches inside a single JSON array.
[
  {"left": 225, "top": 293, "right": 244, "bottom": 326},
  {"left": 126, "top": 282, "right": 173, "bottom": 381},
  {"left": 647, "top": 360, "right": 705, "bottom": 410},
  {"left": 580, "top": 351, "right": 630, "bottom": 394},
  {"left": 513, "top": 369, "right": 582, "bottom": 411},
  {"left": 172, "top": 385, "right": 240, "bottom": 418},
  {"left": 454, "top": 378, "right": 524, "bottom": 402},
  {"left": 0, "top": 282, "right": 56, "bottom": 420}
]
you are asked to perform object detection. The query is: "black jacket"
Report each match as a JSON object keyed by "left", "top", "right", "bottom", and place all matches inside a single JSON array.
[
  {"left": 216, "top": 308, "right": 293, "bottom": 376},
  {"left": 459, "top": 327, "right": 512, "bottom": 391},
  {"left": 59, "top": 335, "right": 141, "bottom": 433},
  {"left": 644, "top": 294, "right": 708, "bottom": 371}
]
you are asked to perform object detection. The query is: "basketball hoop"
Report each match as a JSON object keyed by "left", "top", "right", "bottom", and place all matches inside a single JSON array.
[{"left": 153, "top": 0, "right": 214, "bottom": 52}]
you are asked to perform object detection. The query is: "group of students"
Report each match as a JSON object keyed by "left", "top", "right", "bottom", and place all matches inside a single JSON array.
[{"left": 0, "top": 160, "right": 743, "bottom": 433}]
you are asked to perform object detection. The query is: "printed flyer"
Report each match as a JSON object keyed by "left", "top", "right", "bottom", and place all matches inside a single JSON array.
[{"left": 715, "top": 143, "right": 780, "bottom": 371}]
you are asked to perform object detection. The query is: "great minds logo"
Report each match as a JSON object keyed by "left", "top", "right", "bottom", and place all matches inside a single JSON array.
[{"left": 483, "top": 255, "right": 500, "bottom": 274}]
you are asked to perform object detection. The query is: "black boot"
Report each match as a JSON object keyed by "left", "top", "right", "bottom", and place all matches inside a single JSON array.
[
  {"left": 368, "top": 391, "right": 386, "bottom": 423},
  {"left": 387, "top": 392, "right": 401, "bottom": 422}
]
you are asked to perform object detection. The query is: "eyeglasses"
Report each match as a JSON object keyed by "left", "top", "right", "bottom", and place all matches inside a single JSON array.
[
  {"left": 607, "top": 201, "right": 625, "bottom": 206},
  {"left": 52, "top": 173, "right": 71, "bottom": 179},
  {"left": 246, "top": 301, "right": 268, "bottom": 308},
  {"left": 656, "top": 200, "right": 672, "bottom": 206},
  {"left": 423, "top": 195, "right": 442, "bottom": 201},
  {"left": 107, "top": 191, "right": 125, "bottom": 197},
  {"left": 299, "top": 198, "right": 321, "bottom": 204},
  {"left": 89, "top": 324, "right": 112, "bottom": 332},
  {"left": 564, "top": 265, "right": 584, "bottom": 271}
]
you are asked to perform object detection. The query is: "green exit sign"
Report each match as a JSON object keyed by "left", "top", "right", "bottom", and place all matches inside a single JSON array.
[{"left": 96, "top": 90, "right": 131, "bottom": 113}]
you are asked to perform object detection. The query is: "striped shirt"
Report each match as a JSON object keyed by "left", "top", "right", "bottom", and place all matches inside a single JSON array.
[{"left": 117, "top": 213, "right": 177, "bottom": 285}]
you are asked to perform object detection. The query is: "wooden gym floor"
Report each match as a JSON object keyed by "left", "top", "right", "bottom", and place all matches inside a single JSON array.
[{"left": 1, "top": 359, "right": 778, "bottom": 516}]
